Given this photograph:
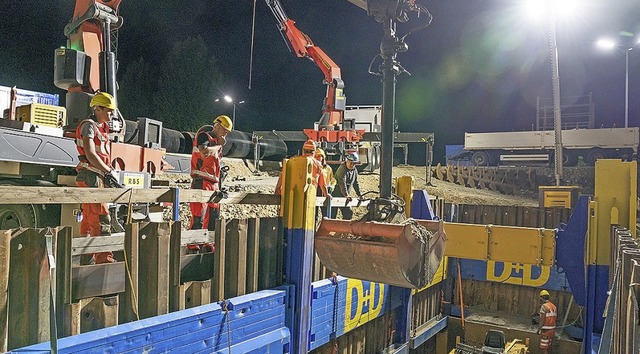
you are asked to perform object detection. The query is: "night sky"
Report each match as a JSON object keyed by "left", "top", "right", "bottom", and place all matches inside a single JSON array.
[{"left": 1, "top": 0, "right": 639, "bottom": 163}]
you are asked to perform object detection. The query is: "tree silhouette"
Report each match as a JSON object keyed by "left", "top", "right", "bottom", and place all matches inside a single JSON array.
[
  {"left": 154, "top": 36, "right": 222, "bottom": 131},
  {"left": 118, "top": 57, "right": 154, "bottom": 120}
]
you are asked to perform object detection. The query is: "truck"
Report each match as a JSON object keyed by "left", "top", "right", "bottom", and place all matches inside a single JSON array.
[{"left": 453, "top": 127, "right": 639, "bottom": 166}]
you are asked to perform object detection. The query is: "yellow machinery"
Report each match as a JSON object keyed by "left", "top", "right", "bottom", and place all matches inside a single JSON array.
[{"left": 6, "top": 103, "right": 67, "bottom": 128}]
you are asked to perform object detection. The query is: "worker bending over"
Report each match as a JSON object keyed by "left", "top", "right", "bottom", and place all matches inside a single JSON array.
[
  {"left": 75, "top": 92, "right": 121, "bottom": 264},
  {"left": 332, "top": 152, "right": 362, "bottom": 220},
  {"left": 537, "top": 289, "right": 557, "bottom": 354},
  {"left": 190, "top": 115, "right": 232, "bottom": 230}
]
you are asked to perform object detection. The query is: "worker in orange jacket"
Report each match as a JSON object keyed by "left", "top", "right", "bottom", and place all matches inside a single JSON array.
[
  {"left": 75, "top": 92, "right": 121, "bottom": 264},
  {"left": 315, "top": 148, "right": 335, "bottom": 217},
  {"left": 537, "top": 289, "right": 557, "bottom": 353},
  {"left": 189, "top": 115, "right": 233, "bottom": 230},
  {"left": 275, "top": 140, "right": 329, "bottom": 198}
]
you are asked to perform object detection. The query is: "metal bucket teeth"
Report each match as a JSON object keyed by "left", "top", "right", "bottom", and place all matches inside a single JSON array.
[{"left": 315, "top": 218, "right": 446, "bottom": 288}]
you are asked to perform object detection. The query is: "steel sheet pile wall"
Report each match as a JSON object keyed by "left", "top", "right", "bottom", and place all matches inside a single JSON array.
[
  {"left": 1, "top": 218, "right": 286, "bottom": 352},
  {"left": 599, "top": 227, "right": 640, "bottom": 353}
]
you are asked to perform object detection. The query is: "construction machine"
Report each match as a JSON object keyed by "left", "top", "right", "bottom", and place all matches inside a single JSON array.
[
  {"left": 308, "top": 0, "right": 443, "bottom": 289},
  {"left": 263, "top": 0, "right": 374, "bottom": 169}
]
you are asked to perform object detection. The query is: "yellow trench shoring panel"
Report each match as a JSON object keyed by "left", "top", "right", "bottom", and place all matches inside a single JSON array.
[{"left": 443, "top": 222, "right": 555, "bottom": 266}]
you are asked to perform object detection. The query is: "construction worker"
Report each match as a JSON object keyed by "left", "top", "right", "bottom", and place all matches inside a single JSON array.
[
  {"left": 315, "top": 148, "right": 335, "bottom": 216},
  {"left": 75, "top": 92, "right": 120, "bottom": 264},
  {"left": 537, "top": 289, "right": 557, "bottom": 354},
  {"left": 189, "top": 115, "right": 233, "bottom": 230},
  {"left": 275, "top": 140, "right": 329, "bottom": 197},
  {"left": 332, "top": 152, "right": 362, "bottom": 220}
]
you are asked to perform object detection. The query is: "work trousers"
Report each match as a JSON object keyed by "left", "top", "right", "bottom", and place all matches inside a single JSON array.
[
  {"left": 189, "top": 178, "right": 220, "bottom": 231},
  {"left": 76, "top": 169, "right": 115, "bottom": 264}
]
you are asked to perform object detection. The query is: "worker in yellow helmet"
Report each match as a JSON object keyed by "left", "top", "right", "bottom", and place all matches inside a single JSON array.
[
  {"left": 537, "top": 289, "right": 557, "bottom": 354},
  {"left": 74, "top": 91, "right": 121, "bottom": 264},
  {"left": 189, "top": 115, "right": 233, "bottom": 230}
]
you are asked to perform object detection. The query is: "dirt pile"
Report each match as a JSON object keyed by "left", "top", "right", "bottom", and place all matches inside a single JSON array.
[{"left": 157, "top": 158, "right": 540, "bottom": 225}]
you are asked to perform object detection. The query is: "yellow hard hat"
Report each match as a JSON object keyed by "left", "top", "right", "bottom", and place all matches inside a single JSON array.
[
  {"left": 89, "top": 92, "right": 117, "bottom": 110},
  {"left": 214, "top": 115, "right": 233, "bottom": 131},
  {"left": 540, "top": 290, "right": 550, "bottom": 297},
  {"left": 315, "top": 148, "right": 326, "bottom": 158}
]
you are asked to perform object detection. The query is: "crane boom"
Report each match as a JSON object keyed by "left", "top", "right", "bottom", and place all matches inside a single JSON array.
[{"left": 265, "top": 0, "right": 363, "bottom": 143}]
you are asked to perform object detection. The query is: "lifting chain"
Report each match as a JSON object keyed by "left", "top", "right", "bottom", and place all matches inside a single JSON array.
[{"left": 220, "top": 299, "right": 232, "bottom": 353}]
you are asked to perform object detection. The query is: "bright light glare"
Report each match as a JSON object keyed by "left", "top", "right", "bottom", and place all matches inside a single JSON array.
[
  {"left": 521, "top": 0, "right": 546, "bottom": 22},
  {"left": 596, "top": 38, "right": 617, "bottom": 50},
  {"left": 224, "top": 95, "right": 233, "bottom": 103},
  {"left": 519, "top": 0, "right": 582, "bottom": 22},
  {"left": 554, "top": 0, "right": 581, "bottom": 19}
]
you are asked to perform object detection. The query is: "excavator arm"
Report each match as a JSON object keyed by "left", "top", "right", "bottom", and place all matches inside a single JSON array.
[{"left": 265, "top": 0, "right": 363, "bottom": 143}]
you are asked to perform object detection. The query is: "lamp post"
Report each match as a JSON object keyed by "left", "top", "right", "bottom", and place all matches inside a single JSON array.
[
  {"left": 520, "top": 0, "right": 581, "bottom": 186},
  {"left": 596, "top": 36, "right": 640, "bottom": 128},
  {"left": 215, "top": 95, "right": 245, "bottom": 127}
]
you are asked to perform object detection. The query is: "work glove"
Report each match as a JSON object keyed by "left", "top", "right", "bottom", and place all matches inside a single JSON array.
[
  {"left": 345, "top": 196, "right": 353, "bottom": 205},
  {"left": 211, "top": 189, "right": 229, "bottom": 203},
  {"left": 208, "top": 134, "right": 226, "bottom": 146},
  {"left": 104, "top": 170, "right": 124, "bottom": 188}
]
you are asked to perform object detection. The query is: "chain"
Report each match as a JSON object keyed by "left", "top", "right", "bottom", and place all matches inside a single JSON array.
[
  {"left": 220, "top": 299, "right": 232, "bottom": 353},
  {"left": 331, "top": 273, "right": 339, "bottom": 354}
]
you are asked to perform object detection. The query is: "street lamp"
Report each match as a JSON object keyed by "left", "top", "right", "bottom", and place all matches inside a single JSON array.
[
  {"left": 520, "top": 0, "right": 574, "bottom": 186},
  {"left": 215, "top": 95, "right": 245, "bottom": 128},
  {"left": 596, "top": 35, "right": 640, "bottom": 128}
]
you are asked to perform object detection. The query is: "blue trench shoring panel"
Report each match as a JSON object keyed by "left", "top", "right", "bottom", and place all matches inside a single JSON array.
[
  {"left": 307, "top": 277, "right": 405, "bottom": 351},
  {"left": 450, "top": 259, "right": 572, "bottom": 292},
  {"left": 11, "top": 290, "right": 290, "bottom": 354}
]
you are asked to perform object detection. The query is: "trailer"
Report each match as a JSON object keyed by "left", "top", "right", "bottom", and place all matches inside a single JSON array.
[{"left": 455, "top": 127, "right": 639, "bottom": 166}]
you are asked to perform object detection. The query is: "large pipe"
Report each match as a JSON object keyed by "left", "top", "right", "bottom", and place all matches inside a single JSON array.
[{"left": 123, "top": 120, "right": 287, "bottom": 161}]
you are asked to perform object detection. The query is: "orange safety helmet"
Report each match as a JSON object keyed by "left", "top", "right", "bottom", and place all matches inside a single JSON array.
[
  {"left": 302, "top": 140, "right": 317, "bottom": 154},
  {"left": 315, "top": 148, "right": 326, "bottom": 159}
]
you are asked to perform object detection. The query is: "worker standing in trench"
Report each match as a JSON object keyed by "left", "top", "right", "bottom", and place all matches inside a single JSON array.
[
  {"left": 315, "top": 148, "right": 335, "bottom": 217},
  {"left": 275, "top": 140, "right": 330, "bottom": 198},
  {"left": 75, "top": 92, "right": 122, "bottom": 264},
  {"left": 331, "top": 152, "right": 363, "bottom": 220},
  {"left": 189, "top": 115, "right": 233, "bottom": 230},
  {"left": 537, "top": 289, "right": 557, "bottom": 354}
]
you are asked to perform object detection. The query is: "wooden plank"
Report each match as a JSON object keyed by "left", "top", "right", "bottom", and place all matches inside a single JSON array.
[
  {"left": 7, "top": 229, "right": 50, "bottom": 350},
  {"left": 212, "top": 219, "right": 227, "bottom": 302},
  {"left": 224, "top": 219, "right": 248, "bottom": 298},
  {"left": 246, "top": 219, "right": 260, "bottom": 293},
  {"left": 79, "top": 296, "right": 119, "bottom": 334},
  {"left": 55, "top": 227, "right": 75, "bottom": 338},
  {"left": 71, "top": 229, "right": 211, "bottom": 256},
  {"left": 119, "top": 223, "right": 140, "bottom": 324},
  {"left": 182, "top": 281, "right": 211, "bottom": 309},
  {"left": 0, "top": 230, "right": 10, "bottom": 352},
  {"left": 169, "top": 221, "right": 183, "bottom": 312},
  {"left": 72, "top": 263, "right": 126, "bottom": 300},
  {"left": 137, "top": 222, "right": 171, "bottom": 318}
]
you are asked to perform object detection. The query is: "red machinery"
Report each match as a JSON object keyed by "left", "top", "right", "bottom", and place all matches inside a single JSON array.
[{"left": 265, "top": 0, "right": 365, "bottom": 144}]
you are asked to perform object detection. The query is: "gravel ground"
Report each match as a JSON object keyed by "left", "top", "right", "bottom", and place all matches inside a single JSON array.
[{"left": 157, "top": 158, "right": 540, "bottom": 226}]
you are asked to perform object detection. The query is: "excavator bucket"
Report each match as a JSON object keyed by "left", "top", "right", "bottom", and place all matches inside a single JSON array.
[{"left": 315, "top": 218, "right": 446, "bottom": 289}]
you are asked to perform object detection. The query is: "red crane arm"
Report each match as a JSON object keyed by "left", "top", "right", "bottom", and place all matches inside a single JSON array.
[{"left": 266, "top": 0, "right": 348, "bottom": 130}]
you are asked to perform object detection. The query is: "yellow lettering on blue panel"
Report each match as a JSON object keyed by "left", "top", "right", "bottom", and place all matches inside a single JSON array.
[
  {"left": 486, "top": 261, "right": 550, "bottom": 286},
  {"left": 344, "top": 279, "right": 386, "bottom": 332}
]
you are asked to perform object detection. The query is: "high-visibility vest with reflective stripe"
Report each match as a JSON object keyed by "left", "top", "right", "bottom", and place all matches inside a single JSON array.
[
  {"left": 191, "top": 126, "right": 222, "bottom": 185},
  {"left": 75, "top": 118, "right": 110, "bottom": 171},
  {"left": 540, "top": 301, "right": 557, "bottom": 330}
]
